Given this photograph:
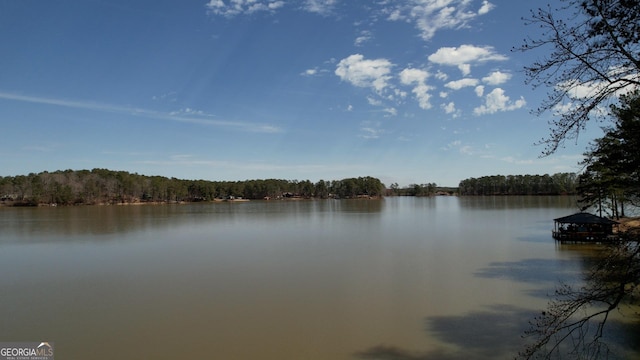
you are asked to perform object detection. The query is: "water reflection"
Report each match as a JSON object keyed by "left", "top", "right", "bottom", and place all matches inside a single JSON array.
[
  {"left": 356, "top": 305, "right": 537, "bottom": 360},
  {"left": 458, "top": 195, "right": 578, "bottom": 210},
  {"left": 475, "top": 258, "right": 580, "bottom": 285},
  {"left": 1, "top": 196, "right": 637, "bottom": 359},
  {"left": 0, "top": 199, "right": 384, "bottom": 243},
  {"left": 0, "top": 205, "right": 177, "bottom": 241}
]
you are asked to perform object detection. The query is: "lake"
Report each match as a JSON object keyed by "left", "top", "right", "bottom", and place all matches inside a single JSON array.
[{"left": 0, "top": 196, "right": 637, "bottom": 359}]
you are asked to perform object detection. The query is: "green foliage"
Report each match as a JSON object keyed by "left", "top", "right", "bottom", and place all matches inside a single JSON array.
[
  {"left": 388, "top": 183, "right": 438, "bottom": 196},
  {"left": 0, "top": 169, "right": 385, "bottom": 205},
  {"left": 329, "top": 176, "right": 385, "bottom": 198},
  {"left": 458, "top": 173, "right": 578, "bottom": 195},
  {"left": 578, "top": 90, "right": 640, "bottom": 217}
]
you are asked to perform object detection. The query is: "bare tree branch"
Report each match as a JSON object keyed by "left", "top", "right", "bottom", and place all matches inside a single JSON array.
[{"left": 515, "top": 0, "right": 640, "bottom": 155}]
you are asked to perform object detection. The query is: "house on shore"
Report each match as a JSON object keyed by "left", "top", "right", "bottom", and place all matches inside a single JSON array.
[{"left": 552, "top": 212, "right": 620, "bottom": 243}]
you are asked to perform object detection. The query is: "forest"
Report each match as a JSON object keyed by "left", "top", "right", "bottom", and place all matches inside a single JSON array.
[
  {"left": 0, "top": 169, "right": 385, "bottom": 206},
  {"left": 387, "top": 182, "right": 440, "bottom": 196},
  {"left": 457, "top": 173, "right": 578, "bottom": 196}
]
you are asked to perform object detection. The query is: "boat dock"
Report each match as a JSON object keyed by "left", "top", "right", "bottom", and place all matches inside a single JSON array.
[{"left": 552, "top": 212, "right": 621, "bottom": 244}]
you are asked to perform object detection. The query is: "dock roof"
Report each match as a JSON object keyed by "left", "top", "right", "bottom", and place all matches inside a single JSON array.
[{"left": 554, "top": 212, "right": 619, "bottom": 225}]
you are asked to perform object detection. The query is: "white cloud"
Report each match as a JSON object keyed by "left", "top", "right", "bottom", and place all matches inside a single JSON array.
[
  {"left": 206, "top": 0, "right": 285, "bottom": 17},
  {"left": 457, "top": 64, "right": 471, "bottom": 76},
  {"left": 445, "top": 78, "right": 479, "bottom": 90},
  {"left": 151, "top": 91, "right": 178, "bottom": 103},
  {"left": 435, "top": 70, "right": 448, "bottom": 81},
  {"left": 247, "top": 1, "right": 285, "bottom": 13},
  {"left": 367, "top": 96, "right": 382, "bottom": 106},
  {"left": 551, "top": 99, "right": 607, "bottom": 119},
  {"left": 551, "top": 72, "right": 638, "bottom": 118},
  {"left": 360, "top": 128, "right": 381, "bottom": 139},
  {"left": 302, "top": 68, "right": 318, "bottom": 76},
  {"left": 335, "top": 54, "right": 393, "bottom": 93},
  {"left": 399, "top": 68, "right": 433, "bottom": 110},
  {"left": 473, "top": 88, "right": 526, "bottom": 115},
  {"left": 563, "top": 81, "right": 600, "bottom": 99},
  {"left": 557, "top": 78, "right": 622, "bottom": 100},
  {"left": 205, "top": 0, "right": 225, "bottom": 12},
  {"left": 354, "top": 30, "right": 373, "bottom": 46},
  {"left": 428, "top": 44, "right": 508, "bottom": 76},
  {"left": 383, "top": 107, "right": 397, "bottom": 116},
  {"left": 384, "top": 0, "right": 495, "bottom": 40},
  {"left": 169, "top": 108, "right": 205, "bottom": 116},
  {"left": 399, "top": 68, "right": 428, "bottom": 84},
  {"left": 482, "top": 70, "right": 511, "bottom": 85},
  {"left": 474, "top": 85, "right": 485, "bottom": 97},
  {"left": 442, "top": 102, "right": 455, "bottom": 113},
  {"left": 387, "top": 9, "right": 402, "bottom": 21},
  {"left": 552, "top": 102, "right": 575, "bottom": 116},
  {"left": 393, "top": 88, "right": 408, "bottom": 99},
  {"left": 411, "top": 84, "right": 433, "bottom": 109},
  {"left": 302, "top": 0, "right": 337, "bottom": 15},
  {"left": 555, "top": 68, "right": 639, "bottom": 102},
  {"left": 441, "top": 102, "right": 458, "bottom": 116},
  {"left": 206, "top": 0, "right": 337, "bottom": 17},
  {"left": 359, "top": 121, "right": 384, "bottom": 139},
  {"left": 478, "top": 0, "right": 494, "bottom": 15}
]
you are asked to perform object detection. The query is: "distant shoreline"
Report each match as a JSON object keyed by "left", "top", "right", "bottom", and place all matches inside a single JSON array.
[
  {"left": 0, "top": 169, "right": 386, "bottom": 206},
  {"left": 0, "top": 196, "right": 388, "bottom": 208},
  {"left": 1, "top": 194, "right": 587, "bottom": 208}
]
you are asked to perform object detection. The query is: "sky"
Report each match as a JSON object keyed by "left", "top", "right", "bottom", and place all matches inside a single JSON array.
[{"left": 0, "top": 0, "right": 606, "bottom": 187}]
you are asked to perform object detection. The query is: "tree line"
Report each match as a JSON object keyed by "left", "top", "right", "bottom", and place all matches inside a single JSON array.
[
  {"left": 576, "top": 90, "right": 640, "bottom": 219},
  {"left": 0, "top": 169, "right": 385, "bottom": 205},
  {"left": 457, "top": 173, "right": 578, "bottom": 196},
  {"left": 387, "top": 182, "right": 439, "bottom": 196}
]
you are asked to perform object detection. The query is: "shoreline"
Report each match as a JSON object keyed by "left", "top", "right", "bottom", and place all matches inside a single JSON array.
[
  {"left": 617, "top": 216, "right": 640, "bottom": 232},
  {"left": 0, "top": 196, "right": 385, "bottom": 208}
]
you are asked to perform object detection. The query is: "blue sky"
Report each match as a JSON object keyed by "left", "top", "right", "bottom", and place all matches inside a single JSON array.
[{"left": 0, "top": 0, "right": 603, "bottom": 186}]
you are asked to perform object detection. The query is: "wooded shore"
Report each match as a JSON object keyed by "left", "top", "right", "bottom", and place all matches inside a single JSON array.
[{"left": 0, "top": 169, "right": 386, "bottom": 206}]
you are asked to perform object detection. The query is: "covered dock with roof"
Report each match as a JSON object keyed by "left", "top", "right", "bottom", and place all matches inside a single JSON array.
[{"left": 552, "top": 212, "right": 620, "bottom": 243}]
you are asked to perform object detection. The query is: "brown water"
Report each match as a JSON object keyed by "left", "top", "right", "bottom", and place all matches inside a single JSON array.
[{"left": 0, "top": 197, "right": 636, "bottom": 359}]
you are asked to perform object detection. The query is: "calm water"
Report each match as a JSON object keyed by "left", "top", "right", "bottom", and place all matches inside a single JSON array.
[{"left": 0, "top": 196, "right": 637, "bottom": 359}]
